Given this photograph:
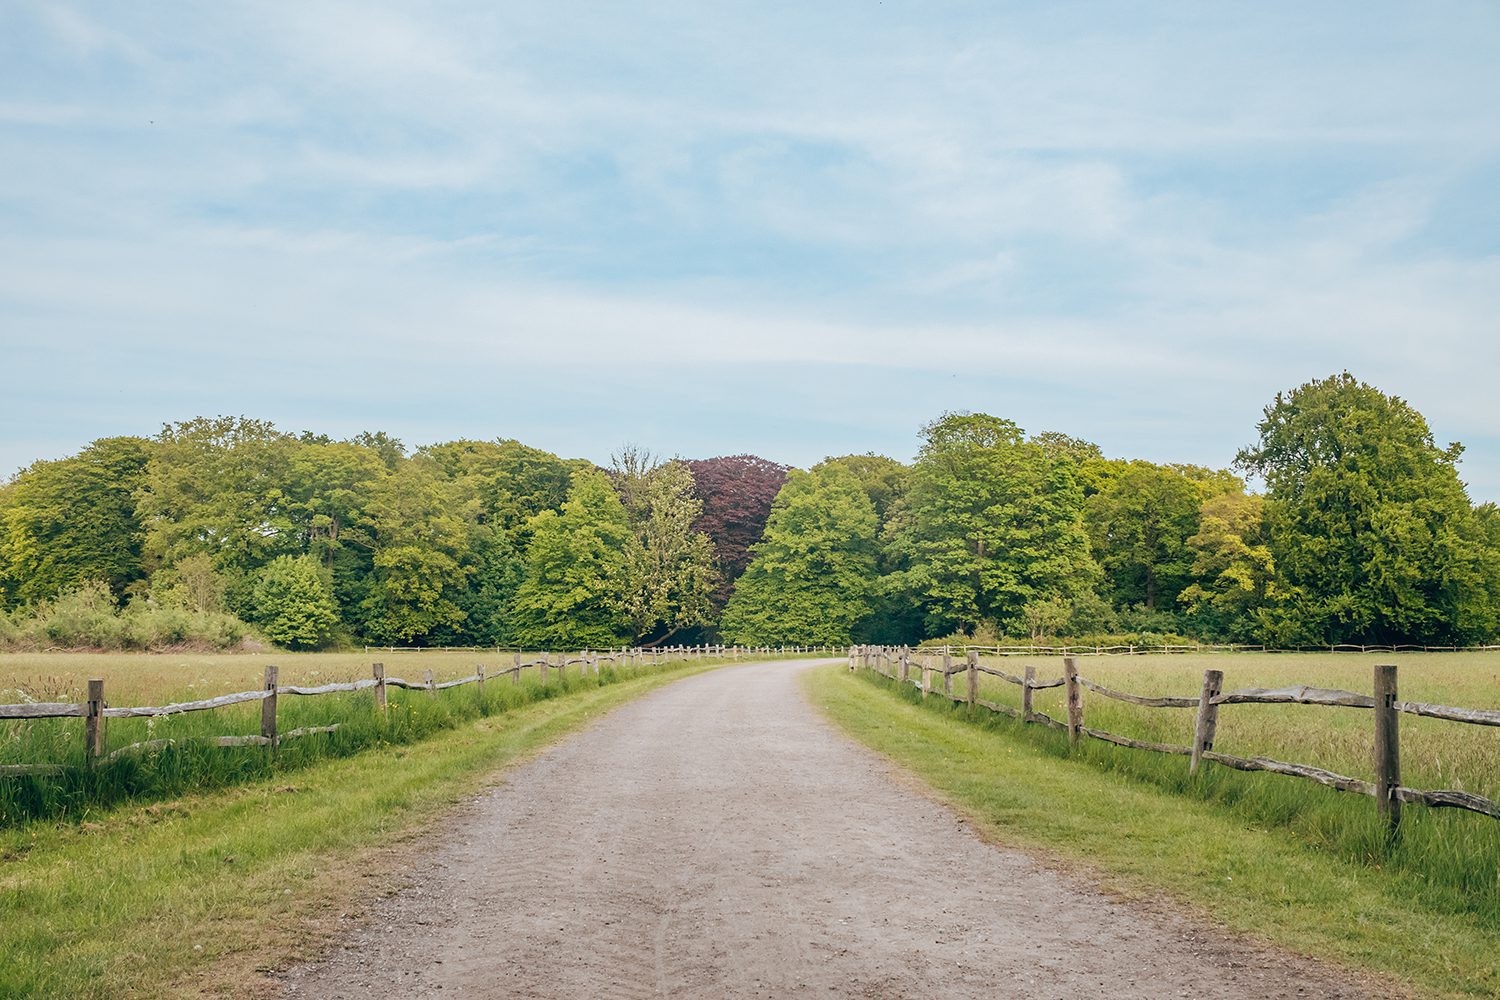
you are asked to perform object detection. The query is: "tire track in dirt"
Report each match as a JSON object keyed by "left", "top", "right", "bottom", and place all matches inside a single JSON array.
[{"left": 278, "top": 659, "right": 1394, "bottom": 999}]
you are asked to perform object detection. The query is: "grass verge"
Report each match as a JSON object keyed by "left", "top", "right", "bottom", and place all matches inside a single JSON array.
[
  {"left": 802, "top": 664, "right": 1500, "bottom": 1000},
  {"left": 0, "top": 660, "right": 721, "bottom": 998}
]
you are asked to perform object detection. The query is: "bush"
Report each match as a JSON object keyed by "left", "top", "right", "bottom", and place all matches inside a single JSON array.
[
  {"left": 250, "top": 556, "right": 338, "bottom": 651},
  {"left": 0, "top": 582, "right": 256, "bottom": 652},
  {"left": 39, "top": 582, "right": 127, "bottom": 649}
]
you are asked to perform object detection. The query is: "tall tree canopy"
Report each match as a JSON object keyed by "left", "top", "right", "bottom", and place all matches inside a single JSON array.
[
  {"left": 683, "top": 455, "right": 790, "bottom": 608},
  {"left": 1178, "top": 492, "right": 1276, "bottom": 640},
  {"left": 1085, "top": 462, "right": 1231, "bottom": 611},
  {"left": 0, "top": 436, "right": 151, "bottom": 607},
  {"left": 720, "top": 465, "right": 880, "bottom": 645},
  {"left": 1237, "top": 372, "right": 1500, "bottom": 645},
  {"left": 355, "top": 459, "right": 476, "bottom": 643},
  {"left": 510, "top": 469, "right": 635, "bottom": 648},
  {"left": 4, "top": 384, "right": 1496, "bottom": 652},
  {"left": 612, "top": 449, "right": 717, "bottom": 644},
  {"left": 885, "top": 413, "right": 1099, "bottom": 637}
]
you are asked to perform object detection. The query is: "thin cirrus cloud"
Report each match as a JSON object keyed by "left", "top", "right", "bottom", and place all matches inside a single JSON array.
[{"left": 1, "top": 1, "right": 1498, "bottom": 500}]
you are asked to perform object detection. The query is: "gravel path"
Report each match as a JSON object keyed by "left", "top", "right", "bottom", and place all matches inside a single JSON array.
[{"left": 279, "top": 658, "right": 1388, "bottom": 999}]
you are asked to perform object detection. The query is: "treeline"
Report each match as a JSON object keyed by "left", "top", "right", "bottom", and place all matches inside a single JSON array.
[{"left": 2, "top": 373, "right": 1498, "bottom": 651}]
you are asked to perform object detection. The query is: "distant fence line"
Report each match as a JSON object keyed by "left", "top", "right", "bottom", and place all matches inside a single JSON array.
[
  {"left": 912, "top": 643, "right": 1500, "bottom": 657},
  {"left": 0, "top": 644, "right": 833, "bottom": 777},
  {"left": 848, "top": 645, "right": 1500, "bottom": 836}
]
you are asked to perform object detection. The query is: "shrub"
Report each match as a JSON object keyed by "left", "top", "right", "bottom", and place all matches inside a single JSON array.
[{"left": 251, "top": 556, "right": 338, "bottom": 651}]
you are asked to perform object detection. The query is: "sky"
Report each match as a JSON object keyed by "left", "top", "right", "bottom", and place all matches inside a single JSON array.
[{"left": 2, "top": 2, "right": 1498, "bottom": 499}]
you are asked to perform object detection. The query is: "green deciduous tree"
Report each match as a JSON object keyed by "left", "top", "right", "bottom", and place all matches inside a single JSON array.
[
  {"left": 0, "top": 436, "right": 152, "bottom": 608},
  {"left": 812, "top": 454, "right": 910, "bottom": 521},
  {"left": 1179, "top": 492, "right": 1276, "bottom": 640},
  {"left": 510, "top": 469, "right": 635, "bottom": 648},
  {"left": 1085, "top": 462, "right": 1217, "bottom": 611},
  {"left": 885, "top": 413, "right": 1099, "bottom": 638},
  {"left": 136, "top": 417, "right": 302, "bottom": 616},
  {"left": 419, "top": 439, "right": 587, "bottom": 541},
  {"left": 355, "top": 460, "right": 476, "bottom": 643},
  {"left": 251, "top": 555, "right": 339, "bottom": 650},
  {"left": 720, "top": 465, "right": 880, "bottom": 645},
  {"left": 1236, "top": 372, "right": 1500, "bottom": 645},
  {"left": 612, "top": 450, "right": 717, "bottom": 644}
]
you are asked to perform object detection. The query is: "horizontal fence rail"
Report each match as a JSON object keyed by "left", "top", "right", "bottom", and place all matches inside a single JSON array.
[
  {"left": 0, "top": 645, "right": 834, "bottom": 777},
  {"left": 910, "top": 642, "right": 1500, "bottom": 657},
  {"left": 848, "top": 644, "right": 1500, "bottom": 833}
]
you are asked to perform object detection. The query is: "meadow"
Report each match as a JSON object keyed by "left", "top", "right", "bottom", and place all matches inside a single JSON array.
[
  {"left": 970, "top": 650, "right": 1500, "bottom": 799},
  {"left": 0, "top": 649, "right": 745, "bottom": 825}
]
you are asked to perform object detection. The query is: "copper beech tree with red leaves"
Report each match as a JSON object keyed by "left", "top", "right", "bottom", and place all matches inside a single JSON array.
[{"left": 682, "top": 455, "right": 791, "bottom": 609}]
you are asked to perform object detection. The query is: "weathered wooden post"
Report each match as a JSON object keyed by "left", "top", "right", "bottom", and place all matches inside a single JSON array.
[
  {"left": 1374, "top": 663, "right": 1401, "bottom": 840},
  {"left": 476, "top": 665, "right": 486, "bottom": 695},
  {"left": 1022, "top": 665, "right": 1035, "bottom": 720},
  {"left": 942, "top": 651, "right": 953, "bottom": 699},
  {"left": 966, "top": 650, "right": 979, "bottom": 714},
  {"left": 373, "top": 662, "right": 388, "bottom": 715},
  {"left": 262, "top": 665, "right": 279, "bottom": 750},
  {"left": 424, "top": 668, "right": 436, "bottom": 698},
  {"left": 85, "top": 678, "right": 106, "bottom": 764},
  {"left": 899, "top": 646, "right": 910, "bottom": 686},
  {"left": 512, "top": 651, "right": 522, "bottom": 684},
  {"left": 1189, "top": 668, "right": 1224, "bottom": 776},
  {"left": 1062, "top": 657, "right": 1083, "bottom": 746},
  {"left": 921, "top": 656, "right": 932, "bottom": 698},
  {"left": 540, "top": 653, "right": 550, "bottom": 684}
]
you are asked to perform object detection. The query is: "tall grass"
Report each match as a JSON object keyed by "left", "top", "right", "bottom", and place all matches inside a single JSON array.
[
  {"left": 898, "top": 651, "right": 1500, "bottom": 923},
  {"left": 0, "top": 653, "right": 714, "bottom": 825}
]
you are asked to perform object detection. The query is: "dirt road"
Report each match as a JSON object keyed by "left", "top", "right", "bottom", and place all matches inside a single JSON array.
[{"left": 280, "top": 659, "right": 1384, "bottom": 998}]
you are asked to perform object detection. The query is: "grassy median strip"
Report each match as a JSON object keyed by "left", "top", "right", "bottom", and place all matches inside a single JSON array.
[
  {"left": 802, "top": 664, "right": 1500, "bottom": 1000},
  {"left": 0, "top": 661, "right": 720, "bottom": 999}
]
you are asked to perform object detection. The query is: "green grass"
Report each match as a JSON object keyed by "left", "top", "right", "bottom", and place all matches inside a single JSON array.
[
  {"left": 804, "top": 663, "right": 1500, "bottom": 999},
  {"left": 0, "top": 658, "right": 722, "bottom": 999},
  {"left": 957, "top": 651, "right": 1500, "bottom": 906},
  {"left": 0, "top": 650, "right": 759, "bottom": 824}
]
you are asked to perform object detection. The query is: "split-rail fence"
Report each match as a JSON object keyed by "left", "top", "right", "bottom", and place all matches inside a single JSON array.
[
  {"left": 848, "top": 645, "right": 1500, "bottom": 837},
  {"left": 0, "top": 644, "right": 832, "bottom": 776}
]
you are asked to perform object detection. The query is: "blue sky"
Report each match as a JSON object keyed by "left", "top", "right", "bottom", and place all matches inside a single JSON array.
[{"left": 3, "top": 2, "right": 1498, "bottom": 499}]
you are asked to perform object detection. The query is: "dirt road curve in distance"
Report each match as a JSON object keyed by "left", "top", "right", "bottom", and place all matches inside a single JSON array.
[{"left": 278, "top": 658, "right": 1393, "bottom": 999}]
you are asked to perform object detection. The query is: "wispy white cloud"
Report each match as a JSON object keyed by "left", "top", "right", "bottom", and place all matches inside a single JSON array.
[{"left": 1, "top": 0, "right": 1498, "bottom": 499}]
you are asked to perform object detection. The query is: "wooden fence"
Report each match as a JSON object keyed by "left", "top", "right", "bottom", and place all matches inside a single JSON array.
[
  {"left": 0, "top": 644, "right": 832, "bottom": 777},
  {"left": 849, "top": 645, "right": 1500, "bottom": 836},
  {"left": 913, "top": 642, "right": 1500, "bottom": 657}
]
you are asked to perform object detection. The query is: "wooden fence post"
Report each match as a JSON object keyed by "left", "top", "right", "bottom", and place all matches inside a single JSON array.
[
  {"left": 921, "top": 656, "right": 932, "bottom": 698},
  {"left": 1062, "top": 657, "right": 1082, "bottom": 746},
  {"left": 966, "top": 650, "right": 979, "bottom": 714},
  {"left": 942, "top": 651, "right": 953, "bottom": 699},
  {"left": 85, "top": 678, "right": 106, "bottom": 764},
  {"left": 424, "top": 668, "right": 436, "bottom": 698},
  {"left": 1022, "top": 665, "right": 1035, "bottom": 720},
  {"left": 373, "top": 662, "right": 388, "bottom": 715},
  {"left": 899, "top": 647, "right": 910, "bottom": 686},
  {"left": 262, "top": 665, "right": 279, "bottom": 749},
  {"left": 476, "top": 665, "right": 486, "bottom": 695},
  {"left": 1190, "top": 669, "right": 1223, "bottom": 776},
  {"left": 540, "top": 653, "right": 550, "bottom": 684},
  {"left": 512, "top": 651, "right": 521, "bottom": 684},
  {"left": 1374, "top": 663, "right": 1401, "bottom": 840}
]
